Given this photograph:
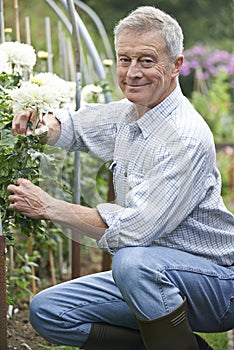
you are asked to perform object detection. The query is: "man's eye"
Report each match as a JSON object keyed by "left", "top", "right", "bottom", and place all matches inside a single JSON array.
[
  {"left": 140, "top": 59, "right": 155, "bottom": 68},
  {"left": 118, "top": 58, "right": 131, "bottom": 66}
]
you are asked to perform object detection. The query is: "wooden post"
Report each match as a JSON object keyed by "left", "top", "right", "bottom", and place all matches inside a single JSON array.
[
  {"left": 0, "top": 213, "right": 7, "bottom": 350},
  {"left": 57, "top": 237, "right": 64, "bottom": 280},
  {"left": 0, "top": 0, "right": 5, "bottom": 43},
  {"left": 66, "top": 0, "right": 82, "bottom": 279},
  {"left": 102, "top": 172, "right": 114, "bottom": 271},
  {"left": 14, "top": 0, "right": 20, "bottom": 42},
  {"left": 71, "top": 234, "right": 81, "bottom": 279},
  {"left": 48, "top": 246, "right": 57, "bottom": 286},
  {"left": 25, "top": 16, "right": 31, "bottom": 45},
  {"left": 28, "top": 236, "right": 36, "bottom": 295},
  {"left": 45, "top": 16, "right": 53, "bottom": 73}
]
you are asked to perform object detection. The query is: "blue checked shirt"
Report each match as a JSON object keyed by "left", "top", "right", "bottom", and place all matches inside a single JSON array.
[{"left": 55, "top": 86, "right": 234, "bottom": 266}]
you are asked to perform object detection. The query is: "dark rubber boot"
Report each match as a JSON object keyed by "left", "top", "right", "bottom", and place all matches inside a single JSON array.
[
  {"left": 82, "top": 322, "right": 146, "bottom": 350},
  {"left": 138, "top": 298, "right": 199, "bottom": 350},
  {"left": 195, "top": 334, "right": 214, "bottom": 350}
]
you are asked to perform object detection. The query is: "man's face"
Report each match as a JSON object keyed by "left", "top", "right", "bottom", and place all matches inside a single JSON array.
[{"left": 116, "top": 30, "right": 182, "bottom": 109}]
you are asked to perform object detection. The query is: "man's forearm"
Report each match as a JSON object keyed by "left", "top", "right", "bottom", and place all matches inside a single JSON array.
[
  {"left": 8, "top": 178, "right": 107, "bottom": 241},
  {"left": 48, "top": 198, "right": 107, "bottom": 241}
]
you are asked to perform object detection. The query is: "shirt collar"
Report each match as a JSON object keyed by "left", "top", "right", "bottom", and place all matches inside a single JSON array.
[{"left": 136, "top": 85, "right": 184, "bottom": 139}]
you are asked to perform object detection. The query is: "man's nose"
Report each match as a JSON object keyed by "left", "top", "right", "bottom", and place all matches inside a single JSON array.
[{"left": 126, "top": 61, "right": 143, "bottom": 78}]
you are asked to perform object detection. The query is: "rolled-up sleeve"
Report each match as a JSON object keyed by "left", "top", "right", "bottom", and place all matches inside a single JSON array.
[
  {"left": 53, "top": 107, "right": 75, "bottom": 149},
  {"left": 54, "top": 102, "right": 131, "bottom": 161}
]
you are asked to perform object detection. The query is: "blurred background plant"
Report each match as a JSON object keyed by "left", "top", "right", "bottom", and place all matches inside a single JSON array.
[{"left": 180, "top": 44, "right": 234, "bottom": 217}]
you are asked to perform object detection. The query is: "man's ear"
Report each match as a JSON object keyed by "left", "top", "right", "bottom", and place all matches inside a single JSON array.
[{"left": 172, "top": 55, "right": 184, "bottom": 77}]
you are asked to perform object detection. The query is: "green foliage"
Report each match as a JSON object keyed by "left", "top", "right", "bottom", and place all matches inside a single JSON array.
[
  {"left": 0, "top": 72, "right": 70, "bottom": 303},
  {"left": 216, "top": 146, "right": 234, "bottom": 213},
  {"left": 190, "top": 71, "right": 234, "bottom": 144},
  {"left": 80, "top": 154, "right": 109, "bottom": 208},
  {"left": 216, "top": 147, "right": 234, "bottom": 193},
  {"left": 0, "top": 123, "right": 47, "bottom": 241},
  {"left": 180, "top": 43, "right": 234, "bottom": 215},
  {"left": 7, "top": 251, "right": 40, "bottom": 305}
]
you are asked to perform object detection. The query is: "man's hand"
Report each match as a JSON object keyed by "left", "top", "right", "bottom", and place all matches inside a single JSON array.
[
  {"left": 12, "top": 110, "right": 61, "bottom": 145},
  {"left": 8, "top": 179, "right": 106, "bottom": 241},
  {"left": 7, "top": 178, "right": 54, "bottom": 220}
]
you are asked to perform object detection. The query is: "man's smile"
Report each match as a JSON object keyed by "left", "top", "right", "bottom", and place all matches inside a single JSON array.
[{"left": 124, "top": 82, "right": 150, "bottom": 88}]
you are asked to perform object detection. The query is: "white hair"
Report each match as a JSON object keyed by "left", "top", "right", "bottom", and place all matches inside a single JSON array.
[{"left": 114, "top": 6, "right": 184, "bottom": 61}]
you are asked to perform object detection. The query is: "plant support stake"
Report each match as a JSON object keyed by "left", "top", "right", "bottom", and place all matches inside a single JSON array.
[
  {"left": 0, "top": 211, "right": 7, "bottom": 350},
  {"left": 66, "top": 0, "right": 82, "bottom": 278}
]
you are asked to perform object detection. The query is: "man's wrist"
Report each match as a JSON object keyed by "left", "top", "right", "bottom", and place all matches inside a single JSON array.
[{"left": 46, "top": 114, "right": 61, "bottom": 145}]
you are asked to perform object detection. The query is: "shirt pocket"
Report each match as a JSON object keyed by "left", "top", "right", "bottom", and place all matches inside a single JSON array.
[{"left": 109, "top": 160, "right": 129, "bottom": 205}]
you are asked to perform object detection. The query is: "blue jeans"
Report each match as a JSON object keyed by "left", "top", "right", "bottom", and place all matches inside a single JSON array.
[{"left": 29, "top": 247, "right": 234, "bottom": 347}]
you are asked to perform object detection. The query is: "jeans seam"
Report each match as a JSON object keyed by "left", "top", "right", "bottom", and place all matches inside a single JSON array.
[
  {"left": 159, "top": 265, "right": 234, "bottom": 280},
  {"left": 158, "top": 279, "right": 170, "bottom": 313},
  {"left": 59, "top": 298, "right": 123, "bottom": 326}
]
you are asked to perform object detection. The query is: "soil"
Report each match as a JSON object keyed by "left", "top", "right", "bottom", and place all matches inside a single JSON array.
[
  {"left": 7, "top": 305, "right": 51, "bottom": 350},
  {"left": 6, "top": 247, "right": 106, "bottom": 349}
]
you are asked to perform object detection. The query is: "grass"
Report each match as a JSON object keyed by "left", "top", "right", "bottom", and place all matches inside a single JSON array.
[{"left": 198, "top": 332, "right": 228, "bottom": 350}]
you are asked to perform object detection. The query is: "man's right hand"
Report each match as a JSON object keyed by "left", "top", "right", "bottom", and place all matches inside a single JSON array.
[{"left": 12, "top": 109, "right": 61, "bottom": 145}]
